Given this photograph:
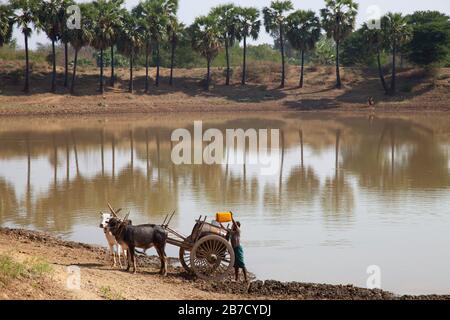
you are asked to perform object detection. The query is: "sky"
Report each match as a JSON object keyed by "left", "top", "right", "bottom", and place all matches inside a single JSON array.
[{"left": 8, "top": 0, "right": 450, "bottom": 50}]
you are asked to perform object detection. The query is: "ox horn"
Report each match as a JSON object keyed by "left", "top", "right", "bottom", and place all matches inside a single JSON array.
[
  {"left": 123, "top": 212, "right": 130, "bottom": 222},
  {"left": 107, "top": 203, "right": 118, "bottom": 218}
]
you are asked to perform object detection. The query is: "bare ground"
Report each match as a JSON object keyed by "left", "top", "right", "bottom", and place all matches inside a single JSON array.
[
  {"left": 0, "top": 64, "right": 448, "bottom": 117},
  {"left": 1, "top": 227, "right": 449, "bottom": 300}
]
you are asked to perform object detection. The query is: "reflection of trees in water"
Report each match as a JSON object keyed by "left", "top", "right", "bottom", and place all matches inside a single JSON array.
[
  {"left": 0, "top": 178, "right": 19, "bottom": 222},
  {"left": 320, "top": 130, "right": 355, "bottom": 219},
  {"left": 1, "top": 115, "right": 450, "bottom": 233},
  {"left": 320, "top": 171, "right": 355, "bottom": 219},
  {"left": 285, "top": 166, "right": 320, "bottom": 203},
  {"left": 340, "top": 122, "right": 450, "bottom": 190}
]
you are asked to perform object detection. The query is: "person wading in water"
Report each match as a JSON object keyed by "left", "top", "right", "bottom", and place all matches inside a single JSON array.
[{"left": 230, "top": 214, "right": 248, "bottom": 283}]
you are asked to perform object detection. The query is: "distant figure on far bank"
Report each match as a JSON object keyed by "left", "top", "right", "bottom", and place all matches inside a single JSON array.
[
  {"left": 230, "top": 214, "right": 248, "bottom": 283},
  {"left": 368, "top": 96, "right": 376, "bottom": 122}
]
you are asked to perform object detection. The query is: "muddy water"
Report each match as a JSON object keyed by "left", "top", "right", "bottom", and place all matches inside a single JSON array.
[{"left": 0, "top": 112, "right": 449, "bottom": 295}]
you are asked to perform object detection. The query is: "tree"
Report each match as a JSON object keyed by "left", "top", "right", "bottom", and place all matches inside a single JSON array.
[
  {"left": 108, "top": 0, "right": 125, "bottom": 88},
  {"left": 407, "top": 11, "right": 450, "bottom": 67},
  {"left": 190, "top": 15, "right": 222, "bottom": 90},
  {"left": 167, "top": 18, "right": 184, "bottom": 86},
  {"left": 134, "top": 0, "right": 173, "bottom": 89},
  {"left": 361, "top": 23, "right": 389, "bottom": 94},
  {"left": 286, "top": 10, "right": 321, "bottom": 88},
  {"left": 59, "top": 0, "right": 74, "bottom": 88},
  {"left": 263, "top": 0, "right": 293, "bottom": 88},
  {"left": 91, "top": 0, "right": 122, "bottom": 94},
  {"left": 0, "top": 4, "right": 14, "bottom": 47},
  {"left": 382, "top": 13, "right": 412, "bottom": 95},
  {"left": 211, "top": 4, "right": 239, "bottom": 86},
  {"left": 236, "top": 6, "right": 260, "bottom": 85},
  {"left": 11, "top": 0, "right": 40, "bottom": 93},
  {"left": 117, "top": 11, "right": 143, "bottom": 93},
  {"left": 67, "top": 3, "right": 93, "bottom": 94},
  {"left": 37, "top": 0, "right": 65, "bottom": 92},
  {"left": 320, "top": 0, "right": 358, "bottom": 89}
]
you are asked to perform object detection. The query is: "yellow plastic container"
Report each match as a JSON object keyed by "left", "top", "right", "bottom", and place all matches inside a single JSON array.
[{"left": 216, "top": 211, "right": 232, "bottom": 223}]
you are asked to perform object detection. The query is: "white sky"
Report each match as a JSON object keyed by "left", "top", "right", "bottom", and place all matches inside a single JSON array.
[{"left": 9, "top": 0, "right": 450, "bottom": 49}]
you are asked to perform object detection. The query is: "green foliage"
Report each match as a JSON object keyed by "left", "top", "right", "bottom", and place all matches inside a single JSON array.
[
  {"left": 262, "top": 0, "right": 293, "bottom": 36},
  {"left": 0, "top": 4, "right": 14, "bottom": 46},
  {"left": 286, "top": 10, "right": 321, "bottom": 52},
  {"left": 320, "top": 0, "right": 358, "bottom": 43},
  {"left": 311, "top": 35, "right": 335, "bottom": 65},
  {"left": 0, "top": 254, "right": 52, "bottom": 286},
  {"left": 407, "top": 11, "right": 450, "bottom": 67},
  {"left": 190, "top": 15, "right": 222, "bottom": 63},
  {"left": 235, "top": 6, "right": 261, "bottom": 42},
  {"left": 341, "top": 28, "right": 377, "bottom": 66}
]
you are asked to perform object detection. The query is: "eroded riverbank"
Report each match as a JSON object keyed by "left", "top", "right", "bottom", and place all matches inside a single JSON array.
[{"left": 0, "top": 227, "right": 449, "bottom": 300}]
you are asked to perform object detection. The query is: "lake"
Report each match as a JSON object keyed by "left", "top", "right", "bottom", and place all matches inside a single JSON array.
[{"left": 0, "top": 112, "right": 449, "bottom": 295}]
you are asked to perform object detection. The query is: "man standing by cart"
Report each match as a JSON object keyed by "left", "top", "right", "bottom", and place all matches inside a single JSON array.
[{"left": 230, "top": 214, "right": 248, "bottom": 283}]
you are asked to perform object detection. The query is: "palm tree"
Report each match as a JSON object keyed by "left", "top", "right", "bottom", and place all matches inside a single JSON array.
[
  {"left": 11, "top": 0, "right": 40, "bottom": 93},
  {"left": 0, "top": 4, "right": 14, "bottom": 47},
  {"left": 67, "top": 3, "right": 93, "bottom": 94},
  {"left": 263, "top": 0, "right": 293, "bottom": 88},
  {"left": 108, "top": 0, "right": 124, "bottom": 88},
  {"left": 235, "top": 7, "right": 260, "bottom": 86},
  {"left": 91, "top": 0, "right": 121, "bottom": 94},
  {"left": 59, "top": 0, "right": 74, "bottom": 88},
  {"left": 37, "top": 0, "right": 65, "bottom": 92},
  {"left": 167, "top": 19, "right": 184, "bottom": 86},
  {"left": 320, "top": 0, "right": 358, "bottom": 89},
  {"left": 383, "top": 13, "right": 412, "bottom": 95},
  {"left": 211, "top": 4, "right": 239, "bottom": 86},
  {"left": 286, "top": 10, "right": 321, "bottom": 88},
  {"left": 190, "top": 15, "right": 222, "bottom": 90},
  {"left": 134, "top": 0, "right": 171, "bottom": 89},
  {"left": 117, "top": 11, "right": 143, "bottom": 93},
  {"left": 361, "top": 21, "right": 388, "bottom": 94}
]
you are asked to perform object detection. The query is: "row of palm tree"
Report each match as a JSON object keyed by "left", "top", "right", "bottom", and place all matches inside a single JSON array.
[{"left": 0, "top": 0, "right": 413, "bottom": 95}]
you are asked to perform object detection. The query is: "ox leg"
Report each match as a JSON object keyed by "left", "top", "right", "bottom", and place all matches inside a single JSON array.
[
  {"left": 125, "top": 247, "right": 131, "bottom": 272},
  {"left": 129, "top": 246, "right": 137, "bottom": 274},
  {"left": 117, "top": 245, "right": 123, "bottom": 269},
  {"left": 156, "top": 246, "right": 167, "bottom": 276},
  {"left": 109, "top": 243, "right": 117, "bottom": 267}
]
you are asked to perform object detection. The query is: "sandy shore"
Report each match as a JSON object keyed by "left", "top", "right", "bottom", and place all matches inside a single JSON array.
[
  {"left": 0, "top": 66, "right": 448, "bottom": 117},
  {"left": 0, "top": 227, "right": 449, "bottom": 300}
]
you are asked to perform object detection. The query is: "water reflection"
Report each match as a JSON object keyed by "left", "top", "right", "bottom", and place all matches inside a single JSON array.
[{"left": 0, "top": 113, "right": 450, "bottom": 294}]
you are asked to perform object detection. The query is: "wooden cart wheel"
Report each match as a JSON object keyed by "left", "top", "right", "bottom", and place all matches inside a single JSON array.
[
  {"left": 190, "top": 234, "right": 235, "bottom": 281},
  {"left": 179, "top": 248, "right": 193, "bottom": 273}
]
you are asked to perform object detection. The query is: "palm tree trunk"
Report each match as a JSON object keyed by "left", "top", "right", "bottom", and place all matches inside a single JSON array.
[
  {"left": 70, "top": 49, "right": 78, "bottom": 94},
  {"left": 129, "top": 52, "right": 133, "bottom": 93},
  {"left": 390, "top": 40, "right": 397, "bottom": 95},
  {"left": 279, "top": 24, "right": 285, "bottom": 88},
  {"left": 110, "top": 45, "right": 115, "bottom": 87},
  {"left": 155, "top": 42, "right": 160, "bottom": 87},
  {"left": 241, "top": 35, "right": 247, "bottom": 85},
  {"left": 23, "top": 33, "right": 29, "bottom": 93},
  {"left": 100, "top": 48, "right": 104, "bottom": 94},
  {"left": 206, "top": 58, "right": 211, "bottom": 90},
  {"left": 51, "top": 39, "right": 56, "bottom": 93},
  {"left": 335, "top": 39, "right": 341, "bottom": 89},
  {"left": 377, "top": 50, "right": 388, "bottom": 94},
  {"left": 64, "top": 42, "right": 69, "bottom": 87},
  {"left": 225, "top": 36, "right": 230, "bottom": 86},
  {"left": 145, "top": 41, "right": 150, "bottom": 93},
  {"left": 299, "top": 49, "right": 305, "bottom": 88},
  {"left": 169, "top": 33, "right": 175, "bottom": 86}
]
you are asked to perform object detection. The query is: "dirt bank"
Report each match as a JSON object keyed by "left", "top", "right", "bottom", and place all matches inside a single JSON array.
[
  {"left": 0, "top": 227, "right": 449, "bottom": 300},
  {"left": 0, "top": 66, "right": 448, "bottom": 117}
]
